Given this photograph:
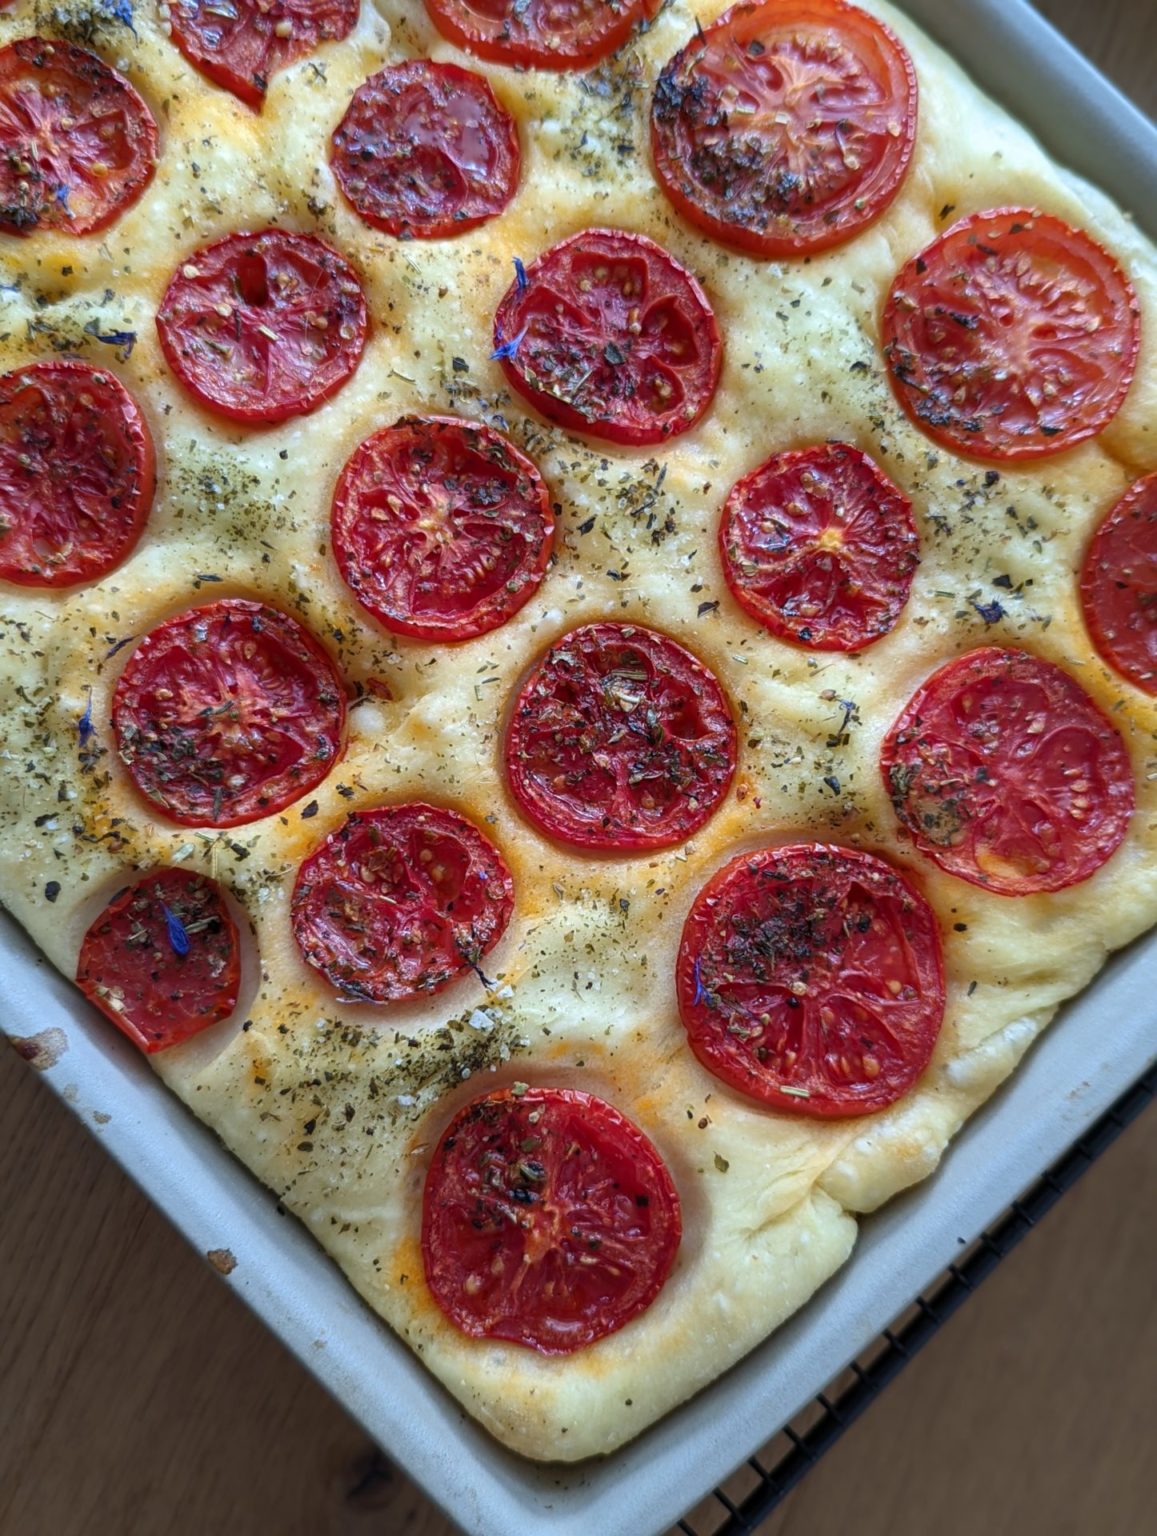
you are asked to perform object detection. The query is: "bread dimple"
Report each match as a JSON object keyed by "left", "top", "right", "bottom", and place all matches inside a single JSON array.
[{"left": 1, "top": 0, "right": 1155, "bottom": 1461}]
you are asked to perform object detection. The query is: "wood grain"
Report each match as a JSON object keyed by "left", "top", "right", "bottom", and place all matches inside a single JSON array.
[{"left": 2, "top": 4, "right": 1155, "bottom": 1534}]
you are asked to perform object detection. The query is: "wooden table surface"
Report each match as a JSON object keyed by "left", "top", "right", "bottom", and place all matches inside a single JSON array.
[{"left": 3, "top": 3, "right": 1156, "bottom": 1534}]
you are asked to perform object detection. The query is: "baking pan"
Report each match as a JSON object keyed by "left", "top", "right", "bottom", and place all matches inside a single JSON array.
[
  {"left": 3, "top": 3, "right": 1156, "bottom": 1533},
  {"left": 677, "top": 1056, "right": 1157, "bottom": 1535}
]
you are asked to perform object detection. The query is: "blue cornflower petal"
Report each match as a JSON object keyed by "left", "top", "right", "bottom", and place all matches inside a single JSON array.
[
  {"left": 692, "top": 957, "right": 705, "bottom": 1006},
  {"left": 970, "top": 597, "right": 1005, "bottom": 625},
  {"left": 90, "top": 328, "right": 137, "bottom": 357},
  {"left": 490, "top": 324, "right": 528, "bottom": 362},
  {"left": 161, "top": 904, "right": 191, "bottom": 957},
  {"left": 104, "top": 0, "right": 138, "bottom": 35}
]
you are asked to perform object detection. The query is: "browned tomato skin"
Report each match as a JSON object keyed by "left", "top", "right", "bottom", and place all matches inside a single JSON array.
[
  {"left": 0, "top": 361, "right": 156, "bottom": 588},
  {"left": 504, "top": 621, "right": 738, "bottom": 853},
  {"left": 1080, "top": 473, "right": 1157, "bottom": 696},
  {"left": 719, "top": 443, "right": 919, "bottom": 652},
  {"left": 168, "top": 0, "right": 359, "bottom": 111},
  {"left": 881, "top": 647, "right": 1135, "bottom": 895},
  {"left": 156, "top": 230, "right": 368, "bottom": 425},
  {"left": 330, "top": 61, "right": 520, "bottom": 239},
  {"left": 493, "top": 228, "right": 723, "bottom": 447},
  {"left": 76, "top": 868, "right": 242, "bottom": 1055},
  {"left": 421, "top": 1086, "right": 682, "bottom": 1353},
  {"left": 331, "top": 415, "right": 554, "bottom": 642},
  {"left": 112, "top": 599, "right": 347, "bottom": 830},
  {"left": 882, "top": 208, "right": 1141, "bottom": 462},
  {"left": 0, "top": 37, "right": 158, "bottom": 236},
  {"left": 677, "top": 844, "right": 945, "bottom": 1118},
  {"left": 650, "top": 1, "right": 918, "bottom": 258},
  {"left": 291, "top": 803, "right": 515, "bottom": 1004},
  {"left": 423, "top": 0, "right": 656, "bottom": 71}
]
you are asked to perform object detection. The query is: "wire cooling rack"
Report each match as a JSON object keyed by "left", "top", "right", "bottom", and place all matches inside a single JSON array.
[{"left": 669, "top": 1058, "right": 1157, "bottom": 1536}]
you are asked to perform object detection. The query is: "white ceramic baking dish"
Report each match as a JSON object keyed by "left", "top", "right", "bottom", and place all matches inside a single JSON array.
[{"left": 3, "top": 3, "right": 1155, "bottom": 1532}]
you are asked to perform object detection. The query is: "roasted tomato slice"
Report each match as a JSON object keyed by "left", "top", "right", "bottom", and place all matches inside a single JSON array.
[
  {"left": 881, "top": 647, "right": 1134, "bottom": 894},
  {"left": 291, "top": 803, "right": 514, "bottom": 1003},
  {"left": 167, "top": 0, "right": 359, "bottom": 112},
  {"left": 0, "top": 361, "right": 155, "bottom": 588},
  {"left": 331, "top": 415, "right": 554, "bottom": 642},
  {"left": 650, "top": 0, "right": 917, "bottom": 258},
  {"left": 76, "top": 868, "right": 241, "bottom": 1054},
  {"left": 719, "top": 443, "right": 919, "bottom": 651},
  {"left": 0, "top": 37, "right": 158, "bottom": 237},
  {"left": 882, "top": 207, "right": 1141, "bottom": 461},
  {"left": 504, "top": 621, "right": 737, "bottom": 852},
  {"left": 112, "top": 598, "right": 347, "bottom": 829},
  {"left": 1080, "top": 473, "right": 1157, "bottom": 696},
  {"left": 423, "top": 0, "right": 657, "bottom": 71},
  {"left": 156, "top": 229, "right": 368, "bottom": 425},
  {"left": 422, "top": 1085, "right": 681, "bottom": 1353},
  {"left": 677, "top": 844, "right": 944, "bottom": 1117},
  {"left": 331, "top": 60, "right": 520, "bottom": 239},
  {"left": 492, "top": 228, "right": 722, "bottom": 446}
]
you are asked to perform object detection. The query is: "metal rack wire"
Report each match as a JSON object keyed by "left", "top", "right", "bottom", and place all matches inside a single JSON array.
[{"left": 671, "top": 1058, "right": 1157, "bottom": 1536}]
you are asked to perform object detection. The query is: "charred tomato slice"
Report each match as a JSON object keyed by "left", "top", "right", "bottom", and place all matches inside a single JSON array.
[
  {"left": 423, "top": 0, "right": 658, "bottom": 72},
  {"left": 0, "top": 361, "right": 155, "bottom": 588},
  {"left": 156, "top": 229, "right": 367, "bottom": 425},
  {"left": 291, "top": 803, "right": 514, "bottom": 1003},
  {"left": 0, "top": 37, "right": 157, "bottom": 236},
  {"left": 650, "top": 0, "right": 917, "bottom": 257},
  {"left": 719, "top": 442, "right": 919, "bottom": 651},
  {"left": 677, "top": 843, "right": 944, "bottom": 1117},
  {"left": 1080, "top": 472, "right": 1157, "bottom": 696},
  {"left": 112, "top": 598, "right": 347, "bottom": 829},
  {"left": 167, "top": 0, "right": 359, "bottom": 112},
  {"left": 492, "top": 228, "right": 722, "bottom": 446},
  {"left": 504, "top": 621, "right": 737, "bottom": 852},
  {"left": 330, "top": 60, "right": 520, "bottom": 239},
  {"left": 881, "top": 647, "right": 1134, "bottom": 894},
  {"left": 882, "top": 208, "right": 1140, "bottom": 461},
  {"left": 76, "top": 868, "right": 241, "bottom": 1054},
  {"left": 422, "top": 1085, "right": 681, "bottom": 1352},
  {"left": 331, "top": 415, "right": 554, "bottom": 642}
]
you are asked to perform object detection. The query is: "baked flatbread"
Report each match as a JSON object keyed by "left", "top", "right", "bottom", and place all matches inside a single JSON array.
[{"left": 1, "top": 0, "right": 1155, "bottom": 1461}]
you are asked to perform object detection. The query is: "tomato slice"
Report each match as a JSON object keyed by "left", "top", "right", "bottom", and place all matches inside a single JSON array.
[
  {"left": 0, "top": 37, "right": 158, "bottom": 237},
  {"left": 883, "top": 207, "right": 1141, "bottom": 462},
  {"left": 423, "top": 0, "right": 657, "bottom": 71},
  {"left": 504, "top": 621, "right": 737, "bottom": 852},
  {"left": 156, "top": 229, "right": 368, "bottom": 426},
  {"left": 0, "top": 361, "right": 155, "bottom": 589},
  {"left": 677, "top": 844, "right": 944, "bottom": 1117},
  {"left": 291, "top": 803, "right": 514, "bottom": 1003},
  {"left": 719, "top": 443, "right": 919, "bottom": 652},
  {"left": 492, "top": 228, "right": 722, "bottom": 447},
  {"left": 650, "top": 1, "right": 917, "bottom": 258},
  {"left": 112, "top": 598, "right": 347, "bottom": 829},
  {"left": 167, "top": 0, "right": 359, "bottom": 112},
  {"left": 76, "top": 868, "right": 241, "bottom": 1054},
  {"left": 331, "top": 415, "right": 554, "bottom": 642},
  {"left": 330, "top": 61, "right": 520, "bottom": 240},
  {"left": 881, "top": 647, "right": 1134, "bottom": 895},
  {"left": 1081, "top": 473, "right": 1157, "bottom": 696},
  {"left": 421, "top": 1085, "right": 681, "bottom": 1353}
]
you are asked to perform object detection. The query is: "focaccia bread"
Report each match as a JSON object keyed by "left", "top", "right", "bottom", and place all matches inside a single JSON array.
[{"left": 1, "top": 0, "right": 1156, "bottom": 1463}]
